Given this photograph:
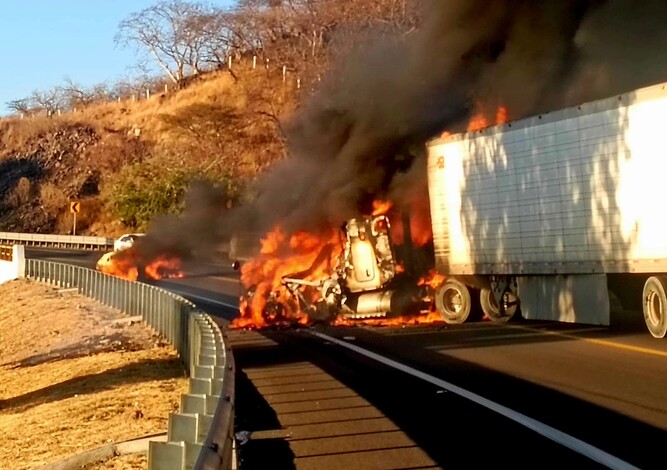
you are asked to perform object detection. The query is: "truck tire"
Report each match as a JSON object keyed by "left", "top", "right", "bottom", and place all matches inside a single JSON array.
[
  {"left": 642, "top": 276, "right": 667, "bottom": 338},
  {"left": 435, "top": 279, "right": 471, "bottom": 324},
  {"left": 480, "top": 287, "right": 519, "bottom": 323}
]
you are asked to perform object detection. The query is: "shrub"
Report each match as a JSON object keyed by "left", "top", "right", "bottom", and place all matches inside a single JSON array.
[
  {"left": 7, "top": 177, "right": 33, "bottom": 208},
  {"left": 102, "top": 162, "right": 230, "bottom": 230},
  {"left": 39, "top": 182, "right": 69, "bottom": 214}
]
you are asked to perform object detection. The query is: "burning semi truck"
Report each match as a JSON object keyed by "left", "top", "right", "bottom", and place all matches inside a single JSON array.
[
  {"left": 235, "top": 211, "right": 446, "bottom": 328},
  {"left": 275, "top": 215, "right": 436, "bottom": 323},
  {"left": 235, "top": 80, "right": 667, "bottom": 338}
]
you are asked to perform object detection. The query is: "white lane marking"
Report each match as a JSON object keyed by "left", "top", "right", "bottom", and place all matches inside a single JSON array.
[
  {"left": 421, "top": 328, "right": 608, "bottom": 346},
  {"left": 307, "top": 330, "right": 638, "bottom": 470},
  {"left": 161, "top": 286, "right": 239, "bottom": 310},
  {"left": 209, "top": 275, "right": 241, "bottom": 283}
]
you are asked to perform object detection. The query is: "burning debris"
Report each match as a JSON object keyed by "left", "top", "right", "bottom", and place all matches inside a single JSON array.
[{"left": 96, "top": 246, "right": 184, "bottom": 282}]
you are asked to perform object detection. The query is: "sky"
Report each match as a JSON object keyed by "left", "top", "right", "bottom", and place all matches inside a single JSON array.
[{"left": 0, "top": 0, "right": 234, "bottom": 115}]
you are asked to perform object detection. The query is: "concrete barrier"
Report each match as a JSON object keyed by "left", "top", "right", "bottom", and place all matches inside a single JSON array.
[
  {"left": 0, "top": 245, "right": 25, "bottom": 285},
  {"left": 0, "top": 232, "right": 114, "bottom": 250}
]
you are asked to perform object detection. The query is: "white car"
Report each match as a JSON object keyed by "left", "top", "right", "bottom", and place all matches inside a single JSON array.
[{"left": 113, "top": 233, "right": 145, "bottom": 252}]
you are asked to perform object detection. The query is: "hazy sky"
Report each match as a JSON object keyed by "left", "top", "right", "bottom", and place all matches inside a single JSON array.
[{"left": 0, "top": 0, "right": 234, "bottom": 114}]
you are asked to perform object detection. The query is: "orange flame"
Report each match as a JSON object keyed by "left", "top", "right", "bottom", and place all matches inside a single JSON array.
[
  {"left": 145, "top": 256, "right": 184, "bottom": 280},
  {"left": 496, "top": 106, "right": 508, "bottom": 125},
  {"left": 97, "top": 249, "right": 139, "bottom": 281},
  {"left": 372, "top": 200, "right": 393, "bottom": 216},
  {"left": 467, "top": 113, "right": 489, "bottom": 132},
  {"left": 333, "top": 311, "right": 445, "bottom": 327},
  {"left": 418, "top": 269, "right": 446, "bottom": 290},
  {"left": 232, "top": 227, "right": 343, "bottom": 329},
  {"left": 96, "top": 247, "right": 184, "bottom": 281},
  {"left": 387, "top": 191, "right": 433, "bottom": 248},
  {"left": 231, "top": 200, "right": 450, "bottom": 330},
  {"left": 331, "top": 269, "right": 447, "bottom": 327},
  {"left": 466, "top": 104, "right": 509, "bottom": 132}
]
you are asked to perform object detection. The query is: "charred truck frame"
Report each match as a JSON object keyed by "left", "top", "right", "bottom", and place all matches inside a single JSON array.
[{"left": 280, "top": 215, "right": 430, "bottom": 322}]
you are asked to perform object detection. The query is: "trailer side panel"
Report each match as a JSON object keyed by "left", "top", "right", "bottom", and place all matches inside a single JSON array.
[{"left": 428, "top": 82, "right": 667, "bottom": 276}]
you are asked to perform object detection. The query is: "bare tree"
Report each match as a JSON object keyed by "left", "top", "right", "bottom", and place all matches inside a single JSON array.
[
  {"left": 60, "top": 77, "right": 101, "bottom": 109},
  {"left": 29, "top": 89, "right": 65, "bottom": 115},
  {"left": 115, "top": 0, "right": 212, "bottom": 85},
  {"left": 6, "top": 98, "right": 32, "bottom": 116}
]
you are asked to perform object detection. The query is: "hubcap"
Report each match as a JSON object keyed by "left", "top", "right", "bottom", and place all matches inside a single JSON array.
[
  {"left": 647, "top": 290, "right": 663, "bottom": 326},
  {"left": 444, "top": 288, "right": 462, "bottom": 314}
]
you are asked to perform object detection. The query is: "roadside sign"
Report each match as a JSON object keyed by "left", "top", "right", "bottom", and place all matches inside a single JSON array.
[{"left": 70, "top": 201, "right": 80, "bottom": 235}]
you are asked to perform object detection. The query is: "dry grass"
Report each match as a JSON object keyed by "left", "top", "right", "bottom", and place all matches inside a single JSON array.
[
  {"left": 7, "top": 177, "right": 33, "bottom": 208},
  {"left": 0, "top": 116, "right": 67, "bottom": 156},
  {"left": 68, "top": 65, "right": 295, "bottom": 154},
  {"left": 85, "top": 453, "right": 147, "bottom": 470},
  {"left": 75, "top": 71, "right": 242, "bottom": 141},
  {"left": 38, "top": 181, "right": 68, "bottom": 214},
  {"left": 0, "top": 279, "right": 188, "bottom": 470}
]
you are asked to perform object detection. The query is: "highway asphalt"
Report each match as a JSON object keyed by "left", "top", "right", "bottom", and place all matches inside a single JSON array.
[{"left": 28, "top": 248, "right": 667, "bottom": 469}]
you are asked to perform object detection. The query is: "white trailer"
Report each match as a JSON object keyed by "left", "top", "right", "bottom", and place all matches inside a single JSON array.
[{"left": 427, "top": 81, "right": 667, "bottom": 337}]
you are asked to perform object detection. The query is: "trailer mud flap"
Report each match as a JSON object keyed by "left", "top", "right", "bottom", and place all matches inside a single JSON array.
[{"left": 517, "top": 274, "right": 610, "bottom": 325}]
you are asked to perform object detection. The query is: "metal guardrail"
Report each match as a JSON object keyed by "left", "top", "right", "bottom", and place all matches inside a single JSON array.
[
  {"left": 0, "top": 232, "right": 114, "bottom": 250},
  {"left": 0, "top": 231, "right": 260, "bottom": 259},
  {"left": 24, "top": 260, "right": 235, "bottom": 469}
]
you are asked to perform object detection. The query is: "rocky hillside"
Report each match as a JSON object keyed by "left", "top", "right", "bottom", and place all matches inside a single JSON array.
[{"left": 0, "top": 66, "right": 296, "bottom": 236}]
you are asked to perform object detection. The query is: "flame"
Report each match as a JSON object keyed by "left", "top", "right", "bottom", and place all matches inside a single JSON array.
[
  {"left": 96, "top": 247, "right": 184, "bottom": 281},
  {"left": 231, "top": 105, "right": 514, "bottom": 330},
  {"left": 467, "top": 113, "right": 489, "bottom": 132},
  {"left": 496, "top": 106, "right": 508, "bottom": 125},
  {"left": 231, "top": 199, "right": 448, "bottom": 330},
  {"left": 409, "top": 194, "right": 432, "bottom": 247},
  {"left": 145, "top": 255, "right": 184, "bottom": 280},
  {"left": 372, "top": 200, "right": 393, "bottom": 216},
  {"left": 388, "top": 192, "right": 433, "bottom": 248},
  {"left": 232, "top": 226, "right": 343, "bottom": 329},
  {"left": 331, "top": 270, "right": 447, "bottom": 327},
  {"left": 333, "top": 311, "right": 446, "bottom": 327},
  {"left": 466, "top": 104, "right": 509, "bottom": 132},
  {"left": 418, "top": 269, "right": 446, "bottom": 290},
  {"left": 97, "top": 249, "right": 139, "bottom": 281}
]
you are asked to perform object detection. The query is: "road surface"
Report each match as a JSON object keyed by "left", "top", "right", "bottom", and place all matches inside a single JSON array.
[{"left": 29, "top": 248, "right": 667, "bottom": 468}]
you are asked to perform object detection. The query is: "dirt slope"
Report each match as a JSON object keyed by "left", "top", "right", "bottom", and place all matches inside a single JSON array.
[{"left": 0, "top": 279, "right": 188, "bottom": 469}]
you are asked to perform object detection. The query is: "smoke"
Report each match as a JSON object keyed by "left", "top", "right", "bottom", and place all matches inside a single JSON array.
[{"left": 142, "top": 0, "right": 667, "bottom": 258}]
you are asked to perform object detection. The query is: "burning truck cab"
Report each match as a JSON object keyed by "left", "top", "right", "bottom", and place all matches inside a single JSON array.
[{"left": 237, "top": 213, "right": 440, "bottom": 328}]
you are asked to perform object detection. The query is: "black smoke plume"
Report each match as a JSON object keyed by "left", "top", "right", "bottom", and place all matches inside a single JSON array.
[{"left": 141, "top": 0, "right": 667, "bottom": 260}]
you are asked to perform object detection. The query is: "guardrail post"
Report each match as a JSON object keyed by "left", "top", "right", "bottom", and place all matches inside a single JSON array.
[
  {"left": 123, "top": 279, "right": 129, "bottom": 314},
  {"left": 159, "top": 292, "right": 165, "bottom": 336},
  {"left": 92, "top": 270, "right": 98, "bottom": 299},
  {"left": 114, "top": 277, "right": 120, "bottom": 310}
]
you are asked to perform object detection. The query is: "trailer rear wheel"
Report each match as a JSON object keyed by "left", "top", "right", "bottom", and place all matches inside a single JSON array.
[
  {"left": 435, "top": 279, "right": 471, "bottom": 324},
  {"left": 480, "top": 287, "right": 518, "bottom": 322},
  {"left": 643, "top": 276, "right": 667, "bottom": 338}
]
